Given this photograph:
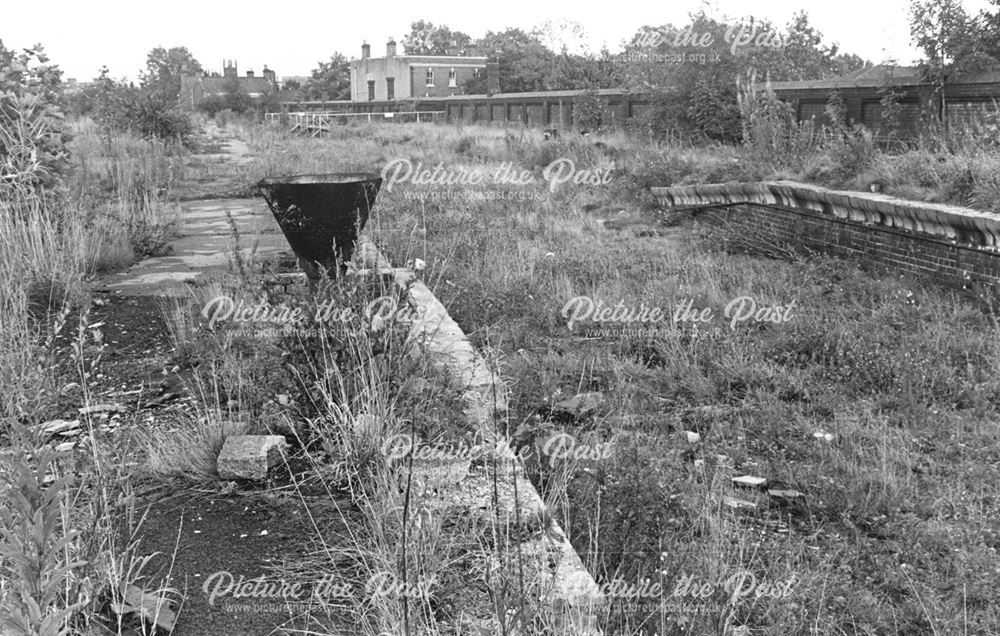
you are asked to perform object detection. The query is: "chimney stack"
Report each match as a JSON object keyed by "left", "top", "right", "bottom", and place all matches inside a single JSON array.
[
  {"left": 361, "top": 42, "right": 370, "bottom": 59},
  {"left": 387, "top": 39, "right": 396, "bottom": 57},
  {"left": 246, "top": 69, "right": 255, "bottom": 77},
  {"left": 486, "top": 59, "right": 500, "bottom": 95}
]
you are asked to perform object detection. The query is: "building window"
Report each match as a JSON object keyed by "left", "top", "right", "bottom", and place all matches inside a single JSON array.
[
  {"left": 473, "top": 68, "right": 481, "bottom": 79},
  {"left": 425, "top": 68, "right": 434, "bottom": 87},
  {"left": 448, "top": 68, "right": 457, "bottom": 88},
  {"left": 386, "top": 77, "right": 394, "bottom": 100},
  {"left": 367, "top": 80, "right": 375, "bottom": 101}
]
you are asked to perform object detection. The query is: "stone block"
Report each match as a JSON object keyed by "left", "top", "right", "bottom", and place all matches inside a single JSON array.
[{"left": 217, "top": 435, "right": 289, "bottom": 480}]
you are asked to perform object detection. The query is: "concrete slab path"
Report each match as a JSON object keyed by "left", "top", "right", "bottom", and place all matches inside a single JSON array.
[{"left": 101, "top": 198, "right": 287, "bottom": 296}]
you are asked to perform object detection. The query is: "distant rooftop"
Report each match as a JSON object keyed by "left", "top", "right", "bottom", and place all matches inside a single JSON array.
[{"left": 770, "top": 64, "right": 1000, "bottom": 91}]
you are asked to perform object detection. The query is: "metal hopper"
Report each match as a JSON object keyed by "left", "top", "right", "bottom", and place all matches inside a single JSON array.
[{"left": 256, "top": 173, "right": 382, "bottom": 278}]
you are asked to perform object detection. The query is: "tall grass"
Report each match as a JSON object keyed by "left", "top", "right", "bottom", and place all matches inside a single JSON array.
[
  {"left": 66, "top": 119, "right": 183, "bottom": 271},
  {"left": 0, "top": 110, "right": 184, "bottom": 426},
  {"left": 230, "top": 118, "right": 1000, "bottom": 634},
  {"left": 1, "top": 100, "right": 187, "bottom": 633},
  {"left": 0, "top": 190, "right": 82, "bottom": 424}
]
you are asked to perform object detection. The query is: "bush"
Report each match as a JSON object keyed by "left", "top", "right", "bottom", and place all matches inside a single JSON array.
[
  {"left": 91, "top": 69, "right": 193, "bottom": 146},
  {"left": 574, "top": 91, "right": 605, "bottom": 131},
  {"left": 737, "top": 74, "right": 820, "bottom": 169},
  {"left": 829, "top": 125, "right": 879, "bottom": 179},
  {"left": 629, "top": 90, "right": 713, "bottom": 143},
  {"left": 197, "top": 89, "right": 254, "bottom": 118},
  {"left": 0, "top": 42, "right": 70, "bottom": 192}
]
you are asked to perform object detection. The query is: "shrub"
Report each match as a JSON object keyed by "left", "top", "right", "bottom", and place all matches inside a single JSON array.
[
  {"left": 0, "top": 442, "right": 87, "bottom": 636},
  {"left": 573, "top": 90, "right": 605, "bottom": 131},
  {"left": 737, "top": 73, "right": 820, "bottom": 168},
  {"left": 91, "top": 69, "right": 193, "bottom": 146},
  {"left": 628, "top": 91, "right": 680, "bottom": 140},
  {"left": 829, "top": 125, "right": 879, "bottom": 179},
  {"left": 0, "top": 42, "right": 70, "bottom": 192},
  {"left": 196, "top": 76, "right": 255, "bottom": 117}
]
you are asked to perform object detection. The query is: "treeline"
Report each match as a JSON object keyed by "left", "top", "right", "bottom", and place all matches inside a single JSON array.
[
  {"left": 66, "top": 46, "right": 204, "bottom": 145},
  {"left": 381, "top": 13, "right": 869, "bottom": 141},
  {"left": 8, "top": 1, "right": 1000, "bottom": 150}
]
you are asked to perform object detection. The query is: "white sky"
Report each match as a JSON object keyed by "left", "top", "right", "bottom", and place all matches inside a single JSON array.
[{"left": 1, "top": 0, "right": 994, "bottom": 82}]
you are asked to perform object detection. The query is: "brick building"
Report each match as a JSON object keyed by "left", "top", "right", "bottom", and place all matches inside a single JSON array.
[
  {"left": 350, "top": 40, "right": 491, "bottom": 101},
  {"left": 769, "top": 65, "right": 1000, "bottom": 137},
  {"left": 179, "top": 61, "right": 278, "bottom": 111}
]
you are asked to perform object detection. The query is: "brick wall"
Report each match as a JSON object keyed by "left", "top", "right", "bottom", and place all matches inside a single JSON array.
[
  {"left": 946, "top": 99, "right": 1000, "bottom": 129},
  {"left": 652, "top": 181, "right": 1000, "bottom": 287},
  {"left": 274, "top": 89, "right": 648, "bottom": 128}
]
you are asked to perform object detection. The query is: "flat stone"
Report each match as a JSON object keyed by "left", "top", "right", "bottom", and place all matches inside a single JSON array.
[
  {"left": 40, "top": 419, "right": 81, "bottom": 437},
  {"left": 552, "top": 392, "right": 604, "bottom": 419},
  {"left": 217, "top": 435, "right": 289, "bottom": 480},
  {"left": 114, "top": 583, "right": 178, "bottom": 633},
  {"left": 79, "top": 403, "right": 124, "bottom": 415},
  {"left": 768, "top": 489, "right": 806, "bottom": 501},
  {"left": 722, "top": 495, "right": 758, "bottom": 511},
  {"left": 732, "top": 475, "right": 767, "bottom": 488}
]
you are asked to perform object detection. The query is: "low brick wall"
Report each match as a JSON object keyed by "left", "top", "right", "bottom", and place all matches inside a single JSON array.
[{"left": 651, "top": 181, "right": 1000, "bottom": 286}]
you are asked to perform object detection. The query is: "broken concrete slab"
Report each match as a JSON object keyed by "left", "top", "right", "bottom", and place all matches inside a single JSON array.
[
  {"left": 768, "top": 489, "right": 806, "bottom": 501},
  {"left": 732, "top": 475, "right": 767, "bottom": 489},
  {"left": 722, "top": 495, "right": 758, "bottom": 511},
  {"left": 79, "top": 403, "right": 124, "bottom": 416},
  {"left": 40, "top": 419, "right": 81, "bottom": 437},
  {"left": 101, "top": 198, "right": 287, "bottom": 296},
  {"left": 112, "top": 582, "right": 178, "bottom": 633},
  {"left": 216, "top": 435, "right": 289, "bottom": 480},
  {"left": 552, "top": 392, "right": 604, "bottom": 419}
]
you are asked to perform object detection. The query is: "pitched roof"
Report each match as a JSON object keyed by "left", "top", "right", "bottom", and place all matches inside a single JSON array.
[
  {"left": 770, "top": 65, "right": 1000, "bottom": 91},
  {"left": 198, "top": 76, "right": 275, "bottom": 93},
  {"left": 769, "top": 65, "right": 924, "bottom": 90}
]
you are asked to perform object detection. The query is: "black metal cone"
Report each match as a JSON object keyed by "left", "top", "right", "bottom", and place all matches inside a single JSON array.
[{"left": 256, "top": 173, "right": 382, "bottom": 279}]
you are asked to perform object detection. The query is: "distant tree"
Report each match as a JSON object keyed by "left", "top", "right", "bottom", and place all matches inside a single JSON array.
[
  {"left": 546, "top": 46, "right": 624, "bottom": 90},
  {"left": 620, "top": 10, "right": 870, "bottom": 141},
  {"left": 141, "top": 46, "right": 203, "bottom": 104},
  {"left": 199, "top": 75, "right": 254, "bottom": 115},
  {"left": 910, "top": 0, "right": 1000, "bottom": 81},
  {"left": 476, "top": 28, "right": 554, "bottom": 93},
  {"left": 535, "top": 19, "right": 589, "bottom": 56},
  {"left": 777, "top": 12, "right": 868, "bottom": 80},
  {"left": 93, "top": 66, "right": 193, "bottom": 145},
  {"left": 980, "top": 0, "right": 1000, "bottom": 60},
  {"left": 830, "top": 52, "right": 870, "bottom": 76},
  {"left": 282, "top": 79, "right": 301, "bottom": 91},
  {"left": 303, "top": 54, "right": 350, "bottom": 100},
  {"left": 402, "top": 21, "right": 473, "bottom": 55}
]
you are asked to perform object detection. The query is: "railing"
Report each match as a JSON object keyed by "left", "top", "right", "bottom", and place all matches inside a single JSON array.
[{"left": 264, "top": 111, "right": 446, "bottom": 136}]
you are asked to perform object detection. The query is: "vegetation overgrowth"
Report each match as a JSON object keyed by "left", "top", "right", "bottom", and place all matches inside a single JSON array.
[{"left": 2, "top": 27, "right": 1000, "bottom": 632}]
